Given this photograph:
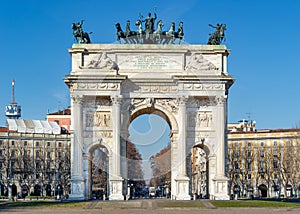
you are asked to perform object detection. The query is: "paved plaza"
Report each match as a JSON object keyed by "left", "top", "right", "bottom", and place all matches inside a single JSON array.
[{"left": 1, "top": 200, "right": 300, "bottom": 214}]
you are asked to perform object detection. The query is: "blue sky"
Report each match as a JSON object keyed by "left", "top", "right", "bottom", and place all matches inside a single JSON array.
[{"left": 1, "top": 0, "right": 300, "bottom": 131}]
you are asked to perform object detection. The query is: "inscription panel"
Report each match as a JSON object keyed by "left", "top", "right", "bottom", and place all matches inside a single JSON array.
[{"left": 117, "top": 54, "right": 182, "bottom": 70}]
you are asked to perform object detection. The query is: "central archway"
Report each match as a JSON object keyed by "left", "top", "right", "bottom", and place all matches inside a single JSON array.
[{"left": 126, "top": 107, "right": 172, "bottom": 199}]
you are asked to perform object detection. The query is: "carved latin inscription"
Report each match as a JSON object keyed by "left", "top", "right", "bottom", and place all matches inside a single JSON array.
[{"left": 118, "top": 54, "right": 182, "bottom": 70}]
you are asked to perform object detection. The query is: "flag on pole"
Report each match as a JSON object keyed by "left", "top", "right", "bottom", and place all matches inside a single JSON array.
[{"left": 12, "top": 79, "right": 15, "bottom": 86}]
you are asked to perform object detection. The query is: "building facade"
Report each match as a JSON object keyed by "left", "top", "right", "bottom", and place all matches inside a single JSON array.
[
  {"left": 0, "top": 119, "right": 71, "bottom": 199},
  {"left": 227, "top": 121, "right": 300, "bottom": 199},
  {"left": 46, "top": 107, "right": 71, "bottom": 132}
]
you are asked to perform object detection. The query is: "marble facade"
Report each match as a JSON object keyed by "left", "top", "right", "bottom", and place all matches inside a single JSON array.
[{"left": 64, "top": 44, "right": 234, "bottom": 200}]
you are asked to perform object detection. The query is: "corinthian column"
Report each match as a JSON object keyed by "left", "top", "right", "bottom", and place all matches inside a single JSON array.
[
  {"left": 215, "top": 95, "right": 227, "bottom": 176},
  {"left": 174, "top": 95, "right": 190, "bottom": 200},
  {"left": 212, "top": 95, "right": 229, "bottom": 200},
  {"left": 111, "top": 95, "right": 122, "bottom": 176},
  {"left": 70, "top": 94, "right": 85, "bottom": 200},
  {"left": 109, "top": 95, "right": 124, "bottom": 200},
  {"left": 177, "top": 95, "right": 188, "bottom": 176}
]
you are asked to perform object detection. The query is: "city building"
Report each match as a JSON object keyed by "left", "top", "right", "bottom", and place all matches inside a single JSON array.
[
  {"left": 46, "top": 107, "right": 71, "bottom": 132},
  {"left": 0, "top": 119, "right": 71, "bottom": 199},
  {"left": 227, "top": 120, "right": 300, "bottom": 199}
]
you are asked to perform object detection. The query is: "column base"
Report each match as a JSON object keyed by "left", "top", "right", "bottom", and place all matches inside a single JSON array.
[
  {"left": 174, "top": 176, "right": 191, "bottom": 200},
  {"left": 69, "top": 177, "right": 85, "bottom": 201},
  {"left": 212, "top": 175, "right": 230, "bottom": 200},
  {"left": 109, "top": 176, "right": 124, "bottom": 200}
]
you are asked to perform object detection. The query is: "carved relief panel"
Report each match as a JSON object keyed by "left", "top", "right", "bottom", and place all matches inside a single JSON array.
[
  {"left": 86, "top": 111, "right": 111, "bottom": 128},
  {"left": 189, "top": 111, "right": 213, "bottom": 129}
]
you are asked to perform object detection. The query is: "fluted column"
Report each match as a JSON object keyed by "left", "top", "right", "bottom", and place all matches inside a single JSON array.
[
  {"left": 178, "top": 95, "right": 188, "bottom": 176},
  {"left": 71, "top": 94, "right": 84, "bottom": 176},
  {"left": 215, "top": 95, "right": 227, "bottom": 176},
  {"left": 174, "top": 95, "right": 190, "bottom": 200},
  {"left": 70, "top": 94, "right": 85, "bottom": 200},
  {"left": 111, "top": 95, "right": 122, "bottom": 177},
  {"left": 212, "top": 95, "right": 229, "bottom": 200}
]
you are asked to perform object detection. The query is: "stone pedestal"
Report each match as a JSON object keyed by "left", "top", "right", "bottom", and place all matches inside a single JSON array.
[
  {"left": 109, "top": 177, "right": 124, "bottom": 200},
  {"left": 69, "top": 176, "right": 85, "bottom": 200},
  {"left": 213, "top": 176, "right": 230, "bottom": 200},
  {"left": 175, "top": 176, "right": 191, "bottom": 200}
]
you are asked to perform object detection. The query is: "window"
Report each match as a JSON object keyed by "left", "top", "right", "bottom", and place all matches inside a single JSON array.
[
  {"left": 273, "top": 160, "right": 278, "bottom": 169},
  {"left": 58, "top": 151, "right": 62, "bottom": 159},
  {"left": 247, "top": 161, "right": 252, "bottom": 170},
  {"left": 260, "top": 141, "right": 264, "bottom": 147},
  {"left": 260, "top": 161, "right": 265, "bottom": 169},
  {"left": 58, "top": 142, "right": 62, "bottom": 147},
  {"left": 273, "top": 141, "right": 278, "bottom": 146},
  {"left": 234, "top": 161, "right": 239, "bottom": 169},
  {"left": 260, "top": 151, "right": 264, "bottom": 157},
  {"left": 47, "top": 142, "right": 51, "bottom": 147},
  {"left": 248, "top": 174, "right": 252, "bottom": 179},
  {"left": 36, "top": 162, "right": 40, "bottom": 169},
  {"left": 273, "top": 150, "right": 278, "bottom": 157},
  {"left": 24, "top": 141, "right": 27, "bottom": 146},
  {"left": 11, "top": 141, "right": 15, "bottom": 146},
  {"left": 247, "top": 151, "right": 252, "bottom": 157},
  {"left": 36, "top": 141, "right": 39, "bottom": 147},
  {"left": 234, "top": 151, "right": 239, "bottom": 158},
  {"left": 47, "top": 152, "right": 51, "bottom": 158},
  {"left": 11, "top": 150, "right": 15, "bottom": 157},
  {"left": 286, "top": 140, "right": 291, "bottom": 146},
  {"left": 36, "top": 151, "right": 40, "bottom": 158},
  {"left": 274, "top": 174, "right": 278, "bottom": 179},
  {"left": 0, "top": 140, "right": 3, "bottom": 146},
  {"left": 47, "top": 162, "right": 51, "bottom": 170},
  {"left": 0, "top": 150, "right": 2, "bottom": 156},
  {"left": 247, "top": 142, "right": 252, "bottom": 147}
]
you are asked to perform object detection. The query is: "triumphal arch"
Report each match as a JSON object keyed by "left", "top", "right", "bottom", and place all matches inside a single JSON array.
[{"left": 64, "top": 42, "right": 234, "bottom": 200}]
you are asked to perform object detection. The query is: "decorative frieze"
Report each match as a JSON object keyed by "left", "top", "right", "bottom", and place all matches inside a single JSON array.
[
  {"left": 73, "top": 82, "right": 119, "bottom": 90},
  {"left": 183, "top": 83, "right": 224, "bottom": 91}
]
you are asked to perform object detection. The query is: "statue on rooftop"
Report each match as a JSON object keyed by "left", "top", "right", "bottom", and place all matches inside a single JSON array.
[
  {"left": 114, "top": 7, "right": 185, "bottom": 44},
  {"left": 207, "top": 23, "right": 226, "bottom": 45},
  {"left": 72, "top": 20, "right": 92, "bottom": 44}
]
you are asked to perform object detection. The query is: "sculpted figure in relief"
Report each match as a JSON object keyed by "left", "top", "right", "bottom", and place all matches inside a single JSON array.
[
  {"left": 95, "top": 112, "right": 111, "bottom": 127},
  {"left": 81, "top": 52, "right": 119, "bottom": 71},
  {"left": 185, "top": 53, "right": 217, "bottom": 72},
  {"left": 197, "top": 112, "right": 212, "bottom": 128}
]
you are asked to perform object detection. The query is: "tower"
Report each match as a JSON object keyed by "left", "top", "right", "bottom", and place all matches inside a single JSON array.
[{"left": 5, "top": 79, "right": 21, "bottom": 119}]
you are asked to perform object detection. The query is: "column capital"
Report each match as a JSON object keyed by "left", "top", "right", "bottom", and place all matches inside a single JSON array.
[
  {"left": 71, "top": 94, "right": 84, "bottom": 105},
  {"left": 177, "top": 95, "right": 189, "bottom": 106},
  {"left": 215, "top": 95, "right": 227, "bottom": 106},
  {"left": 111, "top": 95, "right": 122, "bottom": 105}
]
